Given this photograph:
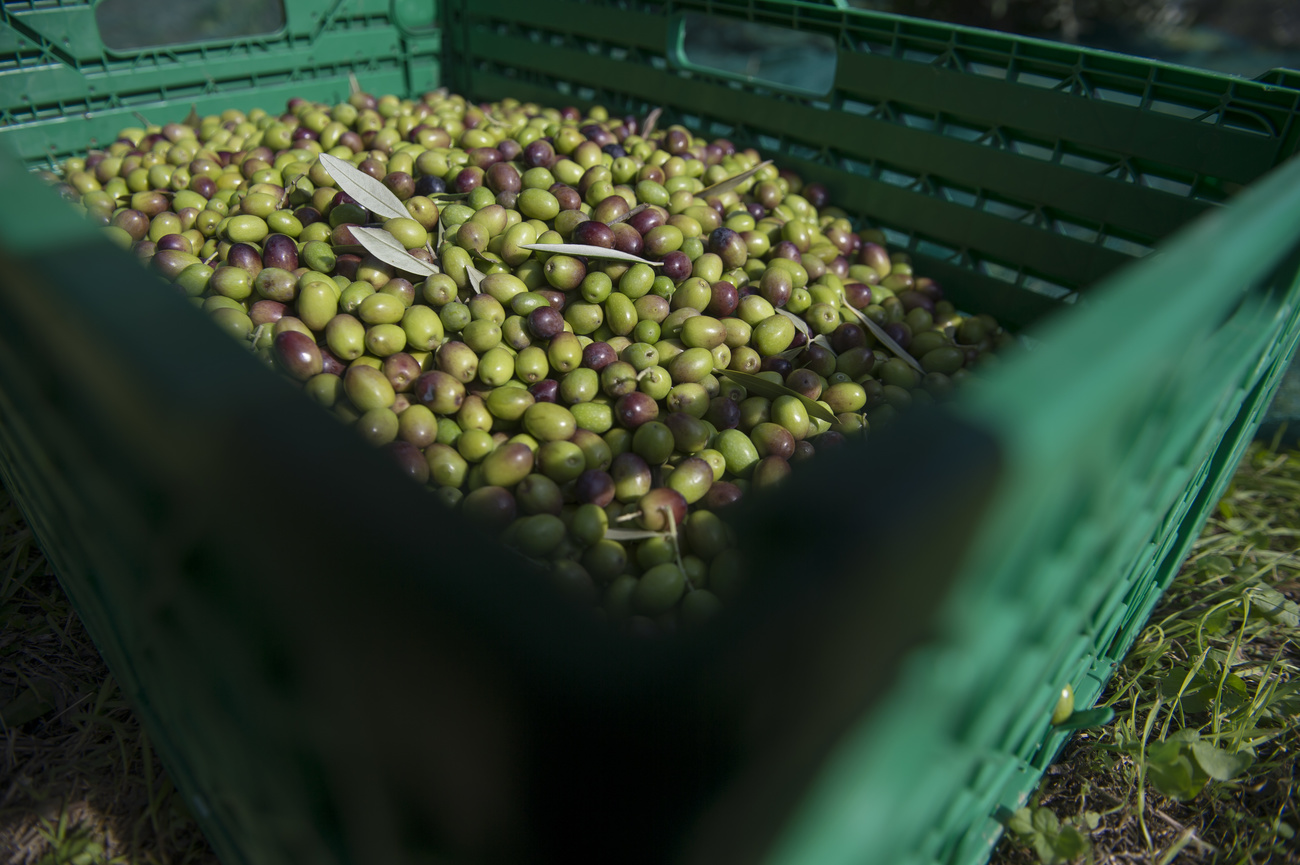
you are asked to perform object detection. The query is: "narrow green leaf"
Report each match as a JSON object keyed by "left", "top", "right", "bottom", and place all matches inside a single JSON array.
[
  {"left": 775, "top": 307, "right": 813, "bottom": 343},
  {"left": 605, "top": 527, "right": 670, "bottom": 542},
  {"left": 466, "top": 264, "right": 487, "bottom": 294},
  {"left": 698, "top": 159, "right": 773, "bottom": 199},
  {"left": 519, "top": 243, "right": 661, "bottom": 267},
  {"left": 722, "top": 370, "right": 836, "bottom": 424},
  {"left": 318, "top": 153, "right": 409, "bottom": 221},
  {"left": 351, "top": 227, "right": 440, "bottom": 276},
  {"left": 840, "top": 303, "right": 924, "bottom": 373},
  {"left": 1189, "top": 741, "right": 1255, "bottom": 781}
]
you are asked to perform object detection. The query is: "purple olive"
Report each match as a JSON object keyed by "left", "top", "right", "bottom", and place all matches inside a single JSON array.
[
  {"left": 528, "top": 306, "right": 565, "bottom": 340},
  {"left": 845, "top": 283, "right": 873, "bottom": 309},
  {"left": 249, "top": 300, "right": 287, "bottom": 325},
  {"left": 273, "top": 331, "right": 323, "bottom": 381},
  {"left": 529, "top": 379, "right": 559, "bottom": 403},
  {"left": 830, "top": 323, "right": 867, "bottom": 354},
  {"left": 156, "top": 234, "right": 190, "bottom": 253},
  {"left": 704, "top": 397, "right": 741, "bottom": 430},
  {"left": 384, "top": 440, "right": 430, "bottom": 484},
  {"left": 227, "top": 242, "right": 262, "bottom": 276},
  {"left": 571, "top": 220, "right": 615, "bottom": 248},
  {"left": 707, "top": 281, "right": 739, "bottom": 317},
  {"left": 770, "top": 241, "right": 802, "bottom": 263},
  {"left": 523, "top": 140, "right": 555, "bottom": 169},
  {"left": 760, "top": 356, "right": 793, "bottom": 377},
  {"left": 614, "top": 392, "right": 659, "bottom": 429},
  {"left": 414, "top": 175, "right": 446, "bottom": 196},
  {"left": 628, "top": 207, "right": 665, "bottom": 236},
  {"left": 582, "top": 342, "right": 617, "bottom": 371},
  {"left": 660, "top": 250, "right": 691, "bottom": 282},
  {"left": 611, "top": 223, "right": 644, "bottom": 256},
  {"left": 262, "top": 234, "right": 299, "bottom": 271},
  {"left": 701, "top": 481, "right": 743, "bottom": 509},
  {"left": 575, "top": 469, "right": 616, "bottom": 507}
]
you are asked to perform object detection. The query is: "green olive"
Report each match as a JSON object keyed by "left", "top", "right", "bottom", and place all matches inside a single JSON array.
[
  {"left": 633, "top": 563, "right": 686, "bottom": 615},
  {"left": 523, "top": 402, "right": 577, "bottom": 442},
  {"left": 1051, "top": 684, "right": 1075, "bottom": 725},
  {"left": 344, "top": 364, "right": 395, "bottom": 412}
]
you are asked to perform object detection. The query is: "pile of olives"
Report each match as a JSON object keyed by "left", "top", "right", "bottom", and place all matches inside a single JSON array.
[{"left": 43, "top": 89, "right": 1014, "bottom": 634}]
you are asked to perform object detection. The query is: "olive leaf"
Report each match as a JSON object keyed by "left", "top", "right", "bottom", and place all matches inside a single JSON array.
[
  {"left": 465, "top": 263, "right": 487, "bottom": 294},
  {"left": 182, "top": 104, "right": 202, "bottom": 130},
  {"left": 518, "top": 243, "right": 661, "bottom": 266},
  {"left": 351, "top": 226, "right": 440, "bottom": 276},
  {"left": 699, "top": 160, "right": 773, "bottom": 199},
  {"left": 775, "top": 307, "right": 813, "bottom": 342},
  {"left": 775, "top": 308, "right": 815, "bottom": 360},
  {"left": 605, "top": 527, "right": 670, "bottom": 542},
  {"left": 841, "top": 303, "right": 924, "bottom": 374},
  {"left": 722, "top": 370, "right": 836, "bottom": 424},
  {"left": 317, "top": 153, "right": 409, "bottom": 221},
  {"left": 642, "top": 107, "right": 663, "bottom": 139},
  {"left": 348, "top": 71, "right": 361, "bottom": 95},
  {"left": 609, "top": 203, "right": 649, "bottom": 225}
]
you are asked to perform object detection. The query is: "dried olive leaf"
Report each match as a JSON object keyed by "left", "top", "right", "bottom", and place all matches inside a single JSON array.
[
  {"left": 519, "top": 243, "right": 661, "bottom": 266},
  {"left": 642, "top": 107, "right": 663, "bottom": 139},
  {"left": 605, "top": 527, "right": 670, "bottom": 542},
  {"left": 723, "top": 370, "right": 837, "bottom": 424},
  {"left": 352, "top": 227, "right": 439, "bottom": 276},
  {"left": 318, "top": 153, "right": 409, "bottom": 221},
  {"left": 841, "top": 303, "right": 924, "bottom": 373},
  {"left": 609, "top": 203, "right": 649, "bottom": 225},
  {"left": 699, "top": 160, "right": 774, "bottom": 199}
]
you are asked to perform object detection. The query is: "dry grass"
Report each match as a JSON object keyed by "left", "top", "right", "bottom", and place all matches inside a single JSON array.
[{"left": 0, "top": 487, "right": 216, "bottom": 865}]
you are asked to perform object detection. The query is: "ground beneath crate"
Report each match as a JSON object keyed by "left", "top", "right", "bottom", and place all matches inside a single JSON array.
[{"left": 0, "top": 504, "right": 217, "bottom": 865}]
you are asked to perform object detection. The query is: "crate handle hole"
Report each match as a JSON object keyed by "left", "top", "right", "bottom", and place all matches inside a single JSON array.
[{"left": 670, "top": 12, "right": 837, "bottom": 98}]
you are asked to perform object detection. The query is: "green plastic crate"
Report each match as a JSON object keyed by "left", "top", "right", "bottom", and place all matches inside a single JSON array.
[{"left": 3, "top": 2, "right": 1300, "bottom": 865}]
